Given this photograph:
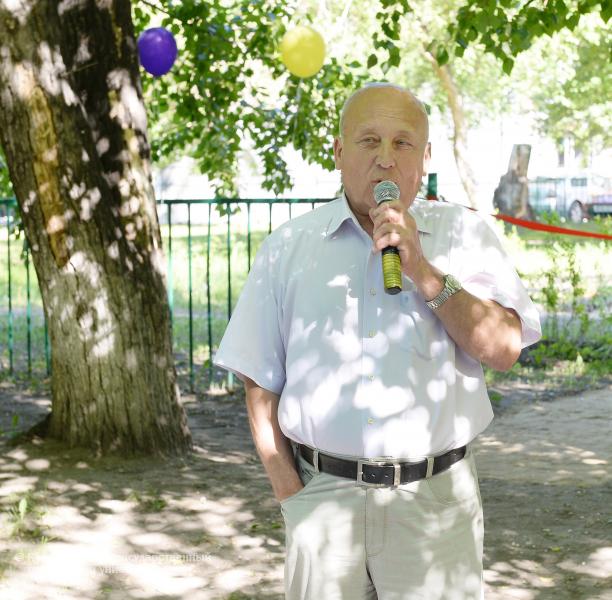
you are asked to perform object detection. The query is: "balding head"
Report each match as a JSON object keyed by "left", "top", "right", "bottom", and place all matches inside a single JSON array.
[
  {"left": 332, "top": 82, "right": 431, "bottom": 227},
  {"left": 339, "top": 83, "right": 429, "bottom": 141}
]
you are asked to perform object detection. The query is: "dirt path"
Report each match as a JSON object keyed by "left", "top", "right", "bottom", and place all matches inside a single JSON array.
[
  {"left": 474, "top": 387, "right": 611, "bottom": 600},
  {"left": 0, "top": 382, "right": 610, "bottom": 599}
]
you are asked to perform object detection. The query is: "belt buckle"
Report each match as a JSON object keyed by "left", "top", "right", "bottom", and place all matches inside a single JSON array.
[{"left": 357, "top": 458, "right": 401, "bottom": 488}]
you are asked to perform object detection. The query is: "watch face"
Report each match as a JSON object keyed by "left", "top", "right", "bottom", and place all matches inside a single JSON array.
[{"left": 446, "top": 275, "right": 461, "bottom": 293}]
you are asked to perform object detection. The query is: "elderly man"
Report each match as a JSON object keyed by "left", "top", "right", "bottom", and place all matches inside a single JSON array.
[{"left": 214, "top": 82, "right": 541, "bottom": 599}]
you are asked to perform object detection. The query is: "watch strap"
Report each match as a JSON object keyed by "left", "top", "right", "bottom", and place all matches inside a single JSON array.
[{"left": 426, "top": 274, "right": 462, "bottom": 310}]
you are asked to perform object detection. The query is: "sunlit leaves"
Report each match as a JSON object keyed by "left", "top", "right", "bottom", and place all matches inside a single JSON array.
[
  {"left": 368, "top": 3, "right": 413, "bottom": 73},
  {"left": 512, "top": 13, "right": 611, "bottom": 155},
  {"left": 444, "top": 0, "right": 609, "bottom": 73},
  {"left": 0, "top": 148, "right": 13, "bottom": 197},
  {"left": 134, "top": 0, "right": 363, "bottom": 199},
  {"left": 369, "top": 0, "right": 609, "bottom": 74},
  {"left": 132, "top": 0, "right": 610, "bottom": 202}
]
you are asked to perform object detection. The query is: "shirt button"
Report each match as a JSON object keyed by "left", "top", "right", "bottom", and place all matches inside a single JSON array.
[
  {"left": 370, "top": 288, "right": 377, "bottom": 296},
  {"left": 367, "top": 418, "right": 375, "bottom": 425},
  {"left": 368, "top": 330, "right": 376, "bottom": 338}
]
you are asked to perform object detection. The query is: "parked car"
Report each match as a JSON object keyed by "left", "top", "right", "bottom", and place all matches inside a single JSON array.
[{"left": 529, "top": 174, "right": 612, "bottom": 222}]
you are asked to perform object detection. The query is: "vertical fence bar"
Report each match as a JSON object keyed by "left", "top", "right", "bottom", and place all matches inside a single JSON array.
[
  {"left": 206, "top": 203, "right": 213, "bottom": 384},
  {"left": 167, "top": 202, "right": 174, "bottom": 332},
  {"left": 226, "top": 205, "right": 232, "bottom": 319},
  {"left": 26, "top": 241, "right": 32, "bottom": 375},
  {"left": 187, "top": 202, "right": 194, "bottom": 393},
  {"left": 7, "top": 205, "right": 13, "bottom": 373},
  {"left": 247, "top": 202, "right": 252, "bottom": 272},
  {"left": 1, "top": 198, "right": 336, "bottom": 380},
  {"left": 226, "top": 204, "right": 234, "bottom": 389}
]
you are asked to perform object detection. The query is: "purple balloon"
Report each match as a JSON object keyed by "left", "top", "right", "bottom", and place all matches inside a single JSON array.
[{"left": 138, "top": 27, "right": 178, "bottom": 77}]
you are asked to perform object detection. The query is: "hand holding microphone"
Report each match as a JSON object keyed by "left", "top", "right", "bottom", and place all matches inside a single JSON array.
[{"left": 373, "top": 180, "right": 403, "bottom": 295}]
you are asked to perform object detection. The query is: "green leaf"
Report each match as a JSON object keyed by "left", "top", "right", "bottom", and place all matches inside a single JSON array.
[
  {"left": 367, "top": 53, "right": 378, "bottom": 68},
  {"left": 465, "top": 27, "right": 478, "bottom": 42},
  {"left": 565, "top": 13, "right": 581, "bottom": 29},
  {"left": 436, "top": 47, "right": 449, "bottom": 66},
  {"left": 502, "top": 56, "right": 514, "bottom": 74},
  {"left": 381, "top": 21, "right": 398, "bottom": 40},
  {"left": 18, "top": 498, "right": 28, "bottom": 520}
]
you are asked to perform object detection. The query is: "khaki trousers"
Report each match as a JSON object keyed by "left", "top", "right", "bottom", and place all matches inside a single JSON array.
[{"left": 280, "top": 444, "right": 484, "bottom": 600}]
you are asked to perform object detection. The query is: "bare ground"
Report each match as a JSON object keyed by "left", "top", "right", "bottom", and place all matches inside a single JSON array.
[{"left": 0, "top": 378, "right": 610, "bottom": 600}]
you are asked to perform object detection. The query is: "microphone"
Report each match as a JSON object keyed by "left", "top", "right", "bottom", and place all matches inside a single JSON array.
[{"left": 374, "top": 180, "right": 402, "bottom": 295}]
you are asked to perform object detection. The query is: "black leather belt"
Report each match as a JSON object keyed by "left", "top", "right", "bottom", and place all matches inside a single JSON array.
[{"left": 297, "top": 444, "right": 467, "bottom": 488}]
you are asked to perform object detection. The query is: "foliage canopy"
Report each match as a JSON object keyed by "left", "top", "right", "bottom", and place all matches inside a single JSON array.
[
  {"left": 1, "top": 0, "right": 609, "bottom": 198},
  {"left": 136, "top": 0, "right": 612, "bottom": 197}
]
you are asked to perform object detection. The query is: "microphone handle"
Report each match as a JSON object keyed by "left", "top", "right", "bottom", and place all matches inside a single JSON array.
[{"left": 382, "top": 246, "right": 402, "bottom": 295}]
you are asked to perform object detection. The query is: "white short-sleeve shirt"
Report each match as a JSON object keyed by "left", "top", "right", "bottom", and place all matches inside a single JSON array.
[{"left": 214, "top": 195, "right": 541, "bottom": 459}]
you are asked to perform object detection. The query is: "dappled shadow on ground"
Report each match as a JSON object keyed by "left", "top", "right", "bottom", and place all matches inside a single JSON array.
[
  {"left": 0, "top": 385, "right": 285, "bottom": 599},
  {"left": 0, "top": 383, "right": 610, "bottom": 599},
  {"left": 480, "top": 477, "right": 611, "bottom": 600},
  {"left": 474, "top": 387, "right": 612, "bottom": 600}
]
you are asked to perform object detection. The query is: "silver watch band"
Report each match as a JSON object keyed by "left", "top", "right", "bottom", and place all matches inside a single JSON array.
[{"left": 425, "top": 274, "right": 462, "bottom": 310}]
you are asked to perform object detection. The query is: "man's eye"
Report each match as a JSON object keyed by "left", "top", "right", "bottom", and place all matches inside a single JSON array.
[
  {"left": 397, "top": 140, "right": 413, "bottom": 147},
  {"left": 360, "top": 137, "right": 377, "bottom": 144}
]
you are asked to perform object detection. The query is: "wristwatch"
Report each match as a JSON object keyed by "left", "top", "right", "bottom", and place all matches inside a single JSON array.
[{"left": 425, "top": 274, "right": 462, "bottom": 310}]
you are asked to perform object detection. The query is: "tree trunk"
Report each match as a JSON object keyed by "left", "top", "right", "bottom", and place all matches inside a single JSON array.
[
  {"left": 424, "top": 53, "right": 479, "bottom": 209},
  {"left": 493, "top": 144, "right": 534, "bottom": 219},
  {"left": 0, "top": 0, "right": 192, "bottom": 456}
]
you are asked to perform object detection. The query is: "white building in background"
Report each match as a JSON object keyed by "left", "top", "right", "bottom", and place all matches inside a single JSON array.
[
  {"left": 153, "top": 111, "right": 611, "bottom": 225},
  {"left": 153, "top": 147, "right": 341, "bottom": 228}
]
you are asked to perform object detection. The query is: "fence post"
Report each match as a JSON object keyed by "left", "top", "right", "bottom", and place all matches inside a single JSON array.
[
  {"left": 226, "top": 203, "right": 234, "bottom": 391},
  {"left": 1, "top": 197, "right": 338, "bottom": 384},
  {"left": 187, "top": 202, "right": 194, "bottom": 393},
  {"left": 6, "top": 204, "right": 13, "bottom": 374}
]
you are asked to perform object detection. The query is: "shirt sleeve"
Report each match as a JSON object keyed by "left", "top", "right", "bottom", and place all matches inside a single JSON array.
[
  {"left": 213, "top": 237, "right": 286, "bottom": 394},
  {"left": 451, "top": 211, "right": 542, "bottom": 349}
]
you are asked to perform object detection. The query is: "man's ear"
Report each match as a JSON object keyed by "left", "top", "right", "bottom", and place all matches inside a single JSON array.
[
  {"left": 333, "top": 137, "right": 343, "bottom": 170},
  {"left": 422, "top": 142, "right": 432, "bottom": 176}
]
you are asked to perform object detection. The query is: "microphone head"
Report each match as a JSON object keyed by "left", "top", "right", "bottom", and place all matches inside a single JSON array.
[{"left": 374, "top": 180, "right": 400, "bottom": 205}]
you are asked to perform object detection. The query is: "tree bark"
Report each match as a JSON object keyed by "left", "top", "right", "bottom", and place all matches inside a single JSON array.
[
  {"left": 493, "top": 144, "right": 534, "bottom": 219},
  {"left": 0, "top": 0, "right": 192, "bottom": 456},
  {"left": 424, "top": 53, "right": 479, "bottom": 208}
]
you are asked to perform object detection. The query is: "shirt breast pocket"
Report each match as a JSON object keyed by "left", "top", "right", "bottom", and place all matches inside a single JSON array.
[{"left": 397, "top": 291, "right": 448, "bottom": 358}]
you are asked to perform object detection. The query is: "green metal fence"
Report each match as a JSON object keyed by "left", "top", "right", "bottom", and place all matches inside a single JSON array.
[{"left": 0, "top": 197, "right": 331, "bottom": 390}]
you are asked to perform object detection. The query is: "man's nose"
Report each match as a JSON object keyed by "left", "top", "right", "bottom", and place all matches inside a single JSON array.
[{"left": 376, "top": 142, "right": 395, "bottom": 168}]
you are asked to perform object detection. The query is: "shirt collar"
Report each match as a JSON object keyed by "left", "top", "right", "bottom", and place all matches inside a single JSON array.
[
  {"left": 324, "top": 193, "right": 359, "bottom": 237},
  {"left": 325, "top": 192, "right": 433, "bottom": 237}
]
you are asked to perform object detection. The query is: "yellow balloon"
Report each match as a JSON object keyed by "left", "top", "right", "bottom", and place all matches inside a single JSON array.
[{"left": 280, "top": 26, "right": 326, "bottom": 78}]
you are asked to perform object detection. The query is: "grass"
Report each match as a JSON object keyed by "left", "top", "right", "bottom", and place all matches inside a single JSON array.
[
  {"left": 0, "top": 225, "right": 270, "bottom": 379},
  {"left": 511, "top": 213, "right": 612, "bottom": 242},
  {"left": 2, "top": 490, "right": 52, "bottom": 542},
  {"left": 1, "top": 210, "right": 612, "bottom": 385},
  {"left": 493, "top": 221, "right": 611, "bottom": 288},
  {"left": 126, "top": 489, "right": 168, "bottom": 513}
]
